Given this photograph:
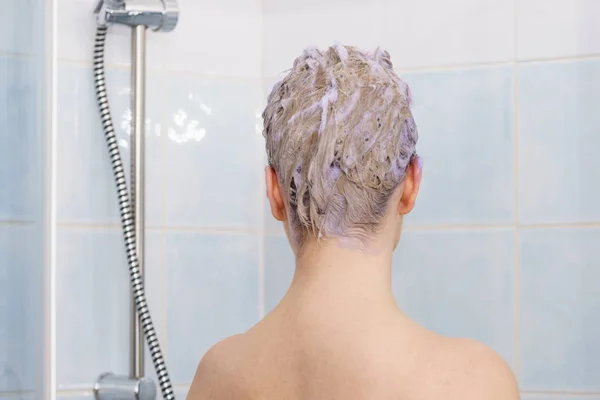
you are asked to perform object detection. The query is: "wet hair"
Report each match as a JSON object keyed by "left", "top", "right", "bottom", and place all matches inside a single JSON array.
[{"left": 262, "top": 44, "right": 418, "bottom": 246}]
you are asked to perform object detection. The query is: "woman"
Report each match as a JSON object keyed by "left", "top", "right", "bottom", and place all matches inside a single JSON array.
[{"left": 188, "top": 45, "right": 519, "bottom": 400}]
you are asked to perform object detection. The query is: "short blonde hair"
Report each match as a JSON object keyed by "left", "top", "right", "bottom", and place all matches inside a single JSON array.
[{"left": 263, "top": 44, "right": 418, "bottom": 245}]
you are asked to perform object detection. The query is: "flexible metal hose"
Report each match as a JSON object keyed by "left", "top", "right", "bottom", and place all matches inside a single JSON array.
[{"left": 93, "top": 26, "right": 175, "bottom": 400}]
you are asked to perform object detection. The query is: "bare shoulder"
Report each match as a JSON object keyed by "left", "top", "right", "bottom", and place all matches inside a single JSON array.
[
  {"left": 187, "top": 334, "right": 249, "bottom": 400},
  {"left": 444, "top": 338, "right": 520, "bottom": 400}
]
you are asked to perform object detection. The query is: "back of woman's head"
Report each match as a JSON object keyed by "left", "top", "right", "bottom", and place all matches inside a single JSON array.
[{"left": 263, "top": 44, "right": 418, "bottom": 247}]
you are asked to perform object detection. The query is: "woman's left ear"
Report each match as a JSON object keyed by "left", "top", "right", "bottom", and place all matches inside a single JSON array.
[
  {"left": 265, "top": 166, "right": 287, "bottom": 222},
  {"left": 398, "top": 156, "right": 423, "bottom": 215}
]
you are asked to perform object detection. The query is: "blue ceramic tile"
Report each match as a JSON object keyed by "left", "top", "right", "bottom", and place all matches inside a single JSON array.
[
  {"left": 518, "top": 60, "right": 600, "bottom": 224},
  {"left": 56, "top": 395, "right": 93, "bottom": 400},
  {"left": 264, "top": 235, "right": 295, "bottom": 313},
  {"left": 56, "top": 227, "right": 130, "bottom": 388},
  {"left": 0, "top": 0, "right": 39, "bottom": 54},
  {"left": 0, "top": 225, "right": 43, "bottom": 393},
  {"left": 0, "top": 56, "right": 42, "bottom": 221},
  {"left": 519, "top": 228, "right": 600, "bottom": 391},
  {"left": 402, "top": 67, "right": 514, "bottom": 226},
  {"left": 164, "top": 77, "right": 264, "bottom": 229},
  {"left": 57, "top": 64, "right": 162, "bottom": 226},
  {"left": 174, "top": 387, "right": 189, "bottom": 399},
  {"left": 166, "top": 232, "right": 260, "bottom": 383},
  {"left": 522, "top": 396, "right": 600, "bottom": 400},
  {"left": 393, "top": 229, "right": 515, "bottom": 365},
  {"left": 143, "top": 230, "right": 164, "bottom": 385}
]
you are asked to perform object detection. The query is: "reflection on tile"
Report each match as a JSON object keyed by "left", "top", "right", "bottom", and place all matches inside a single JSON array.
[
  {"left": 384, "top": 0, "right": 514, "bottom": 68},
  {"left": 264, "top": 235, "right": 295, "bottom": 313},
  {"left": 166, "top": 232, "right": 260, "bottom": 383},
  {"left": 0, "top": 225, "right": 43, "bottom": 393},
  {"left": 518, "top": 60, "right": 600, "bottom": 224},
  {"left": 518, "top": 0, "right": 600, "bottom": 60},
  {"left": 0, "top": 56, "right": 41, "bottom": 221},
  {"left": 403, "top": 67, "right": 514, "bottom": 226},
  {"left": 262, "top": 2, "right": 385, "bottom": 78},
  {"left": 164, "top": 76, "right": 264, "bottom": 229},
  {"left": 56, "top": 227, "right": 130, "bottom": 388},
  {"left": 393, "top": 229, "right": 515, "bottom": 366},
  {"left": 57, "top": 64, "right": 162, "bottom": 226},
  {"left": 165, "top": 0, "right": 262, "bottom": 78},
  {"left": 520, "top": 228, "right": 600, "bottom": 391}
]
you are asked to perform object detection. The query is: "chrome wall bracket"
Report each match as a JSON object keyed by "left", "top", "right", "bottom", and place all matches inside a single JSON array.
[
  {"left": 94, "top": 0, "right": 179, "bottom": 32},
  {"left": 94, "top": 373, "right": 157, "bottom": 400}
]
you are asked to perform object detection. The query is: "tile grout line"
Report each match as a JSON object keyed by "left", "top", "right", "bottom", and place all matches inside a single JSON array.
[
  {"left": 0, "top": 220, "right": 36, "bottom": 226},
  {"left": 45, "top": 0, "right": 59, "bottom": 398},
  {"left": 512, "top": 0, "right": 521, "bottom": 382},
  {"left": 159, "top": 42, "right": 169, "bottom": 370},
  {"left": 258, "top": 5, "right": 267, "bottom": 318},
  {"left": 52, "top": 221, "right": 600, "bottom": 233}
]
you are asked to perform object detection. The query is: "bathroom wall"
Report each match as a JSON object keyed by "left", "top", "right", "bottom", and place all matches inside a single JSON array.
[
  {"left": 42, "top": 0, "right": 600, "bottom": 399},
  {"left": 0, "top": 0, "right": 47, "bottom": 399},
  {"left": 262, "top": 0, "right": 600, "bottom": 399}
]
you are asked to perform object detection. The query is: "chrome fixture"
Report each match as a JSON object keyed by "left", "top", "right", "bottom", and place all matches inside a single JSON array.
[
  {"left": 92, "top": 1, "right": 179, "bottom": 400},
  {"left": 94, "top": 373, "right": 157, "bottom": 400},
  {"left": 94, "top": 0, "right": 179, "bottom": 32}
]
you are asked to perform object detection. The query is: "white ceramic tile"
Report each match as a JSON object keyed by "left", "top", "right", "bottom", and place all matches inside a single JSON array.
[
  {"left": 164, "top": 76, "right": 264, "bottom": 229},
  {"left": 166, "top": 232, "right": 260, "bottom": 383},
  {"left": 264, "top": 235, "right": 295, "bottom": 313},
  {"left": 57, "top": 0, "right": 165, "bottom": 67},
  {"left": 57, "top": 64, "right": 163, "bottom": 226},
  {"left": 56, "top": 227, "right": 130, "bottom": 388},
  {"left": 164, "top": 0, "right": 262, "bottom": 78},
  {"left": 393, "top": 229, "right": 515, "bottom": 366},
  {"left": 383, "top": 0, "right": 515, "bottom": 69},
  {"left": 518, "top": 0, "right": 600, "bottom": 60},
  {"left": 0, "top": 56, "right": 42, "bottom": 221},
  {"left": 518, "top": 60, "right": 600, "bottom": 224},
  {"left": 403, "top": 67, "right": 514, "bottom": 226},
  {"left": 262, "top": 1, "right": 386, "bottom": 78},
  {"left": 520, "top": 228, "right": 600, "bottom": 391},
  {"left": 0, "top": 225, "right": 44, "bottom": 393}
]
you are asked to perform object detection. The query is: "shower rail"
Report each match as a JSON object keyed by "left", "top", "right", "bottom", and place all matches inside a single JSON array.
[{"left": 92, "top": 1, "right": 179, "bottom": 399}]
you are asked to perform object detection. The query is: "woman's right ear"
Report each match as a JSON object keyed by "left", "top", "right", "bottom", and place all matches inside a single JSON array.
[{"left": 265, "top": 167, "right": 287, "bottom": 222}]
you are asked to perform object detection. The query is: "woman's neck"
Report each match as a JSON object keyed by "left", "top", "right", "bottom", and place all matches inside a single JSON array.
[{"left": 284, "top": 237, "right": 398, "bottom": 311}]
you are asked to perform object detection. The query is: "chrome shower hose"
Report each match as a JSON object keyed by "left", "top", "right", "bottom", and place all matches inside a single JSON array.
[{"left": 93, "top": 26, "right": 175, "bottom": 400}]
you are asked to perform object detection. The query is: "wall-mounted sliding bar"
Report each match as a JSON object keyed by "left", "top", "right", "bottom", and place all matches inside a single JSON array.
[{"left": 92, "top": 1, "right": 179, "bottom": 399}]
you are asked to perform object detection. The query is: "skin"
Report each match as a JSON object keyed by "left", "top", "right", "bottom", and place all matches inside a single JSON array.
[{"left": 187, "top": 158, "right": 520, "bottom": 400}]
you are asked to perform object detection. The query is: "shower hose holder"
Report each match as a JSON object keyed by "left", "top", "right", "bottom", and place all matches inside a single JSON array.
[{"left": 94, "top": 0, "right": 179, "bottom": 31}]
